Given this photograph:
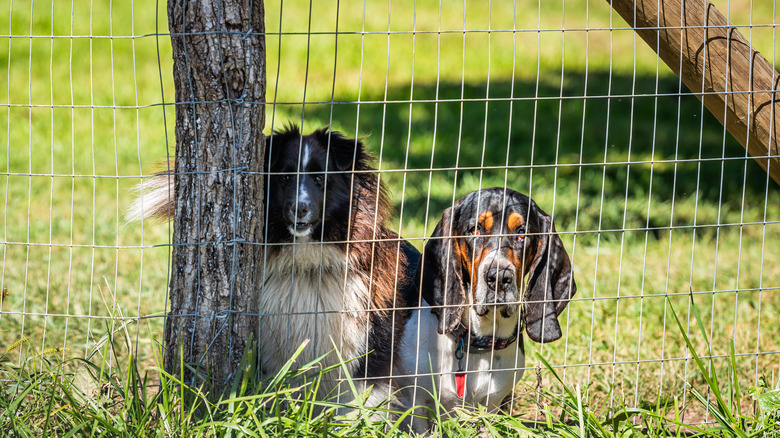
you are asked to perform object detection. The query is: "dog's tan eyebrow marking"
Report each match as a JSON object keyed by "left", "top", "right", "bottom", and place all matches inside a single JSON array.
[
  {"left": 454, "top": 240, "right": 473, "bottom": 286},
  {"left": 505, "top": 247, "right": 525, "bottom": 281},
  {"left": 507, "top": 212, "right": 525, "bottom": 231},
  {"left": 478, "top": 211, "right": 494, "bottom": 233}
]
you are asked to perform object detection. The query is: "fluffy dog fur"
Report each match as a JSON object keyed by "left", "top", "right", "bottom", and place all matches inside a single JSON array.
[
  {"left": 396, "top": 188, "right": 576, "bottom": 432},
  {"left": 129, "top": 126, "right": 420, "bottom": 406}
]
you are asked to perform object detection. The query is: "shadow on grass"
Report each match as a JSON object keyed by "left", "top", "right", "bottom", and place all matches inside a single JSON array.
[{"left": 275, "top": 70, "right": 777, "bottom": 240}]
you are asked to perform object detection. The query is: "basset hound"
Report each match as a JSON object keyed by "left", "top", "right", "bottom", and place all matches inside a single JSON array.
[{"left": 396, "top": 187, "right": 576, "bottom": 432}]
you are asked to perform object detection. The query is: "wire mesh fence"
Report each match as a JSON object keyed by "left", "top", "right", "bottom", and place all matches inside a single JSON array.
[{"left": 1, "top": 0, "right": 779, "bottom": 426}]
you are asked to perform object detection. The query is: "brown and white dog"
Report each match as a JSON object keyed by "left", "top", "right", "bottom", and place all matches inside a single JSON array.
[
  {"left": 128, "top": 125, "right": 420, "bottom": 408},
  {"left": 396, "top": 188, "right": 576, "bottom": 431}
]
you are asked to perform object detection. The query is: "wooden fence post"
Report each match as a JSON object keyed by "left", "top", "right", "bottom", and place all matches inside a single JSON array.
[{"left": 607, "top": 0, "right": 780, "bottom": 184}]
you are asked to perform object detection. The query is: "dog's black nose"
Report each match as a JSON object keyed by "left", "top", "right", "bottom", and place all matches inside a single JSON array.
[
  {"left": 285, "top": 199, "right": 313, "bottom": 223},
  {"left": 295, "top": 200, "right": 311, "bottom": 219},
  {"left": 485, "top": 265, "right": 514, "bottom": 291}
]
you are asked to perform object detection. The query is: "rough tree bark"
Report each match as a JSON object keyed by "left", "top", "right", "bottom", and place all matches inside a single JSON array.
[
  {"left": 607, "top": 0, "right": 780, "bottom": 185},
  {"left": 166, "top": 0, "right": 265, "bottom": 392}
]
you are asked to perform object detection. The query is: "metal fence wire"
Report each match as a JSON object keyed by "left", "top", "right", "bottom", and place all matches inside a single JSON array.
[{"left": 1, "top": 0, "right": 779, "bottom": 427}]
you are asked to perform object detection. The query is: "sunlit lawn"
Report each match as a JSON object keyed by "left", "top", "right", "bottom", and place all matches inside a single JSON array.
[{"left": 1, "top": 0, "right": 778, "bottom": 425}]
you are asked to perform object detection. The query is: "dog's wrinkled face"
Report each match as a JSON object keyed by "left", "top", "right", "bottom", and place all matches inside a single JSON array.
[
  {"left": 422, "top": 187, "right": 576, "bottom": 342},
  {"left": 452, "top": 190, "right": 531, "bottom": 321}
]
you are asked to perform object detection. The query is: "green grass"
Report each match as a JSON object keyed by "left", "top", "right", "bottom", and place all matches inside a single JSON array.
[
  {"left": 1, "top": 0, "right": 780, "bottom": 434},
  {"left": 1, "top": 296, "right": 778, "bottom": 437}
]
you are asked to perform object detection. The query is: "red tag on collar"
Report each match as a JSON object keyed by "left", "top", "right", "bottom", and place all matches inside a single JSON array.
[{"left": 455, "top": 372, "right": 466, "bottom": 399}]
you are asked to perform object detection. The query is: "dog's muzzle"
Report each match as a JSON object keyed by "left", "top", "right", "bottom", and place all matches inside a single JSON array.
[
  {"left": 475, "top": 255, "right": 520, "bottom": 318},
  {"left": 285, "top": 193, "right": 319, "bottom": 238},
  {"left": 484, "top": 265, "right": 514, "bottom": 293}
]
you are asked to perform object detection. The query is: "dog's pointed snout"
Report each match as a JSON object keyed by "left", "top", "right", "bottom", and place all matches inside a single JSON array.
[
  {"left": 285, "top": 199, "right": 313, "bottom": 223},
  {"left": 296, "top": 200, "right": 311, "bottom": 219}
]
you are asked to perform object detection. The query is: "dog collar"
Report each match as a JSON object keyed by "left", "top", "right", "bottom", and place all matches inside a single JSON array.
[
  {"left": 450, "top": 318, "right": 524, "bottom": 400},
  {"left": 451, "top": 322, "right": 519, "bottom": 353}
]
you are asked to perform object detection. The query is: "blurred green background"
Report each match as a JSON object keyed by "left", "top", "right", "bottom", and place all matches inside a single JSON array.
[{"left": 1, "top": 0, "right": 778, "bottom": 415}]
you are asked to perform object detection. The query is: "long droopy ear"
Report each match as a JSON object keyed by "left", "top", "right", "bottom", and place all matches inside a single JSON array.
[
  {"left": 421, "top": 205, "right": 467, "bottom": 334},
  {"left": 525, "top": 205, "right": 576, "bottom": 343}
]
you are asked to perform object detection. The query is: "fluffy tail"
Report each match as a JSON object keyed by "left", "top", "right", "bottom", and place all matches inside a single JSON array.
[{"left": 125, "top": 172, "right": 175, "bottom": 222}]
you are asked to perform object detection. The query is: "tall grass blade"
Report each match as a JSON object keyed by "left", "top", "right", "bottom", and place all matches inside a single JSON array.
[{"left": 668, "top": 294, "right": 746, "bottom": 437}]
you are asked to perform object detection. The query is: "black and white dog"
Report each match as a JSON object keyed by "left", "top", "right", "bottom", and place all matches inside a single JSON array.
[
  {"left": 396, "top": 188, "right": 576, "bottom": 431},
  {"left": 129, "top": 125, "right": 420, "bottom": 407}
]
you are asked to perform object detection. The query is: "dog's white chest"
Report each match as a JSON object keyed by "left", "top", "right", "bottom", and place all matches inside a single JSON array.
[
  {"left": 259, "top": 244, "right": 369, "bottom": 381},
  {"left": 398, "top": 304, "right": 525, "bottom": 432},
  {"left": 457, "top": 348, "right": 523, "bottom": 405}
]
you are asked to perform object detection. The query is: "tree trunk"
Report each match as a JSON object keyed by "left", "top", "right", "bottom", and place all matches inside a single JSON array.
[{"left": 165, "top": 0, "right": 265, "bottom": 393}]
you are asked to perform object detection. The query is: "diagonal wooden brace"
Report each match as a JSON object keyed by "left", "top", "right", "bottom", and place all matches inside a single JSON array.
[{"left": 608, "top": 0, "right": 780, "bottom": 184}]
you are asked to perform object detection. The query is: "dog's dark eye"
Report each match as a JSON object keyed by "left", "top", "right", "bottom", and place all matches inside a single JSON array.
[
  {"left": 281, "top": 175, "right": 291, "bottom": 182},
  {"left": 470, "top": 226, "right": 481, "bottom": 236},
  {"left": 314, "top": 175, "right": 323, "bottom": 185},
  {"left": 516, "top": 228, "right": 525, "bottom": 242}
]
